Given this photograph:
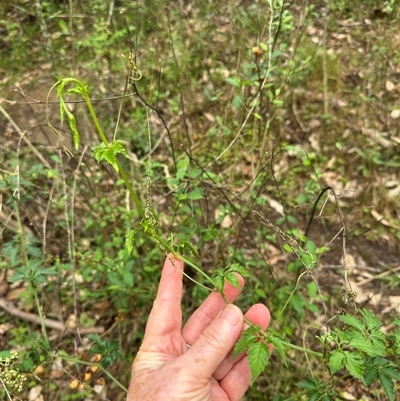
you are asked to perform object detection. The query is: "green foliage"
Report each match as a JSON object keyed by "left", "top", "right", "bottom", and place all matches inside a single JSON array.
[
  {"left": 296, "top": 377, "right": 337, "bottom": 401},
  {"left": 323, "top": 309, "right": 400, "bottom": 401},
  {"left": 2, "top": 0, "right": 399, "bottom": 399},
  {"left": 87, "top": 334, "right": 123, "bottom": 369},
  {"left": 213, "top": 263, "right": 251, "bottom": 292},
  {"left": 234, "top": 325, "right": 271, "bottom": 385},
  {"left": 93, "top": 140, "right": 129, "bottom": 173},
  {"left": 8, "top": 260, "right": 56, "bottom": 289}
]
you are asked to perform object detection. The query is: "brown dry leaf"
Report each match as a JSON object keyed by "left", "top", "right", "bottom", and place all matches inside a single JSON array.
[
  {"left": 371, "top": 209, "right": 390, "bottom": 226},
  {"left": 340, "top": 391, "right": 357, "bottom": 401},
  {"left": 50, "top": 368, "right": 64, "bottom": 379},
  {"left": 6, "top": 287, "right": 27, "bottom": 300},
  {"left": 269, "top": 199, "right": 284, "bottom": 216},
  {"left": 322, "top": 171, "right": 343, "bottom": 190},
  {"left": 387, "top": 296, "right": 400, "bottom": 313},
  {"left": 386, "top": 80, "right": 395, "bottom": 91},
  {"left": 390, "top": 109, "right": 400, "bottom": 119},
  {"left": 221, "top": 214, "right": 233, "bottom": 229},
  {"left": 309, "top": 132, "right": 320, "bottom": 152},
  {"left": 203, "top": 112, "right": 215, "bottom": 123},
  {"left": 342, "top": 253, "right": 356, "bottom": 272},
  {"left": 34, "top": 365, "right": 45, "bottom": 376},
  {"left": 368, "top": 292, "right": 383, "bottom": 308},
  {"left": 93, "top": 377, "right": 107, "bottom": 396},
  {"left": 0, "top": 322, "right": 13, "bottom": 335},
  {"left": 66, "top": 314, "right": 77, "bottom": 328},
  {"left": 348, "top": 279, "right": 369, "bottom": 304},
  {"left": 342, "top": 179, "right": 363, "bottom": 199},
  {"left": 28, "top": 385, "right": 43, "bottom": 401}
]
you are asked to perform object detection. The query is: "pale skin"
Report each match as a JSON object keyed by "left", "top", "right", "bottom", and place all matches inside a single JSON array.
[{"left": 127, "top": 255, "right": 271, "bottom": 401}]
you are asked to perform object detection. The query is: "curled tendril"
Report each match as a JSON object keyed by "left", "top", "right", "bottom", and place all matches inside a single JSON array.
[{"left": 121, "top": 52, "right": 142, "bottom": 81}]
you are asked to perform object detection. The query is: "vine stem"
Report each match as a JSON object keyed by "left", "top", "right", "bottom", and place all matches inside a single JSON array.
[
  {"left": 243, "top": 317, "right": 323, "bottom": 359},
  {"left": 281, "top": 341, "right": 323, "bottom": 358},
  {"left": 53, "top": 77, "right": 324, "bottom": 375}
]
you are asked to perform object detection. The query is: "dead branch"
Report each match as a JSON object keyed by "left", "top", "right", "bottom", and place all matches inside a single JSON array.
[{"left": 0, "top": 298, "right": 105, "bottom": 335}]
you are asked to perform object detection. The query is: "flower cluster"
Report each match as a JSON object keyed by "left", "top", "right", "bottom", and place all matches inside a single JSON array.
[{"left": 0, "top": 351, "right": 27, "bottom": 393}]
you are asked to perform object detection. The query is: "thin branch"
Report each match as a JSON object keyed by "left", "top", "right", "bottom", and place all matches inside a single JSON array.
[
  {"left": 0, "top": 104, "right": 51, "bottom": 169},
  {"left": 0, "top": 298, "right": 104, "bottom": 334}
]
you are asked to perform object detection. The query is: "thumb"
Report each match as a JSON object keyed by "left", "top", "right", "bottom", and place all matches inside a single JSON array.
[{"left": 184, "top": 304, "right": 243, "bottom": 380}]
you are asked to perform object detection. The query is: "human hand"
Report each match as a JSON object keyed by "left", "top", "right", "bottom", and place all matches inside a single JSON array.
[{"left": 127, "top": 254, "right": 271, "bottom": 401}]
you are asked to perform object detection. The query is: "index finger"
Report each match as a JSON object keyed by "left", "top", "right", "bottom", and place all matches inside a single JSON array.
[
  {"left": 144, "top": 254, "right": 184, "bottom": 338},
  {"left": 182, "top": 274, "right": 244, "bottom": 345}
]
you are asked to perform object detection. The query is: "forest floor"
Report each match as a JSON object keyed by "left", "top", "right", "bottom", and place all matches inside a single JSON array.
[{"left": 1, "top": 1, "right": 399, "bottom": 400}]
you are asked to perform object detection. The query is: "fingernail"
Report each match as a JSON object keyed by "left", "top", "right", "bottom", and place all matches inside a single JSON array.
[{"left": 220, "top": 304, "right": 241, "bottom": 326}]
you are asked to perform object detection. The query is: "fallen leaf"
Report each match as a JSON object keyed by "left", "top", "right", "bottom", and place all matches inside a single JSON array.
[
  {"left": 221, "top": 214, "right": 233, "bottom": 229},
  {"left": 386, "top": 80, "right": 395, "bottom": 91},
  {"left": 371, "top": 209, "right": 390, "bottom": 226},
  {"left": 390, "top": 109, "right": 400, "bottom": 119},
  {"left": 269, "top": 199, "right": 284, "bottom": 216},
  {"left": 0, "top": 322, "right": 13, "bottom": 335},
  {"left": 28, "top": 385, "right": 42, "bottom": 401}
]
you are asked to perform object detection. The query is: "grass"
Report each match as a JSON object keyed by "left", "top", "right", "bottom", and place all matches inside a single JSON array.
[{"left": 0, "top": 0, "right": 399, "bottom": 400}]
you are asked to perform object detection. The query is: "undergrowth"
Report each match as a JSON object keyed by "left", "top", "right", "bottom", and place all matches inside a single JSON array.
[{"left": 0, "top": 0, "right": 399, "bottom": 400}]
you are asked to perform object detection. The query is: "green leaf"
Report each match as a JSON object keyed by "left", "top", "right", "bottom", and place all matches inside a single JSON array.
[
  {"left": 177, "top": 156, "right": 189, "bottom": 171},
  {"left": 186, "top": 187, "right": 204, "bottom": 200},
  {"left": 364, "top": 365, "right": 378, "bottom": 386},
  {"left": 92, "top": 141, "right": 127, "bottom": 172},
  {"left": 175, "top": 241, "right": 199, "bottom": 257},
  {"left": 348, "top": 334, "right": 386, "bottom": 357},
  {"left": 329, "top": 349, "right": 346, "bottom": 374},
  {"left": 378, "top": 371, "right": 396, "bottom": 401},
  {"left": 227, "top": 263, "right": 251, "bottom": 278},
  {"left": 282, "top": 244, "right": 294, "bottom": 253},
  {"left": 224, "top": 272, "right": 241, "bottom": 288},
  {"left": 66, "top": 86, "right": 86, "bottom": 96},
  {"left": 226, "top": 77, "right": 240, "bottom": 87},
  {"left": 296, "top": 378, "right": 317, "bottom": 390},
  {"left": 125, "top": 229, "right": 137, "bottom": 254},
  {"left": 212, "top": 264, "right": 251, "bottom": 292},
  {"left": 343, "top": 351, "right": 364, "bottom": 380},
  {"left": 232, "top": 95, "right": 242, "bottom": 108},
  {"left": 265, "top": 329, "right": 287, "bottom": 364},
  {"left": 247, "top": 341, "right": 270, "bottom": 384},
  {"left": 123, "top": 270, "right": 134, "bottom": 287},
  {"left": 359, "top": 308, "right": 383, "bottom": 330},
  {"left": 381, "top": 364, "right": 400, "bottom": 380},
  {"left": 233, "top": 332, "right": 259, "bottom": 357},
  {"left": 110, "top": 140, "right": 128, "bottom": 157},
  {"left": 338, "top": 314, "right": 365, "bottom": 331},
  {"left": 57, "top": 84, "right": 80, "bottom": 151},
  {"left": 212, "top": 268, "right": 225, "bottom": 292}
]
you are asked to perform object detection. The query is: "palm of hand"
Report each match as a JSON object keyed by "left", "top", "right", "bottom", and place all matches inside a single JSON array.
[{"left": 127, "top": 256, "right": 270, "bottom": 401}]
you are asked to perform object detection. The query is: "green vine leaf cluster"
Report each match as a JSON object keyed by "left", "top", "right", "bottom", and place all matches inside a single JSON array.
[
  {"left": 93, "top": 141, "right": 128, "bottom": 173},
  {"left": 234, "top": 325, "right": 270, "bottom": 385},
  {"left": 327, "top": 309, "right": 400, "bottom": 401},
  {"left": 167, "top": 233, "right": 199, "bottom": 257},
  {"left": 212, "top": 263, "right": 251, "bottom": 292}
]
